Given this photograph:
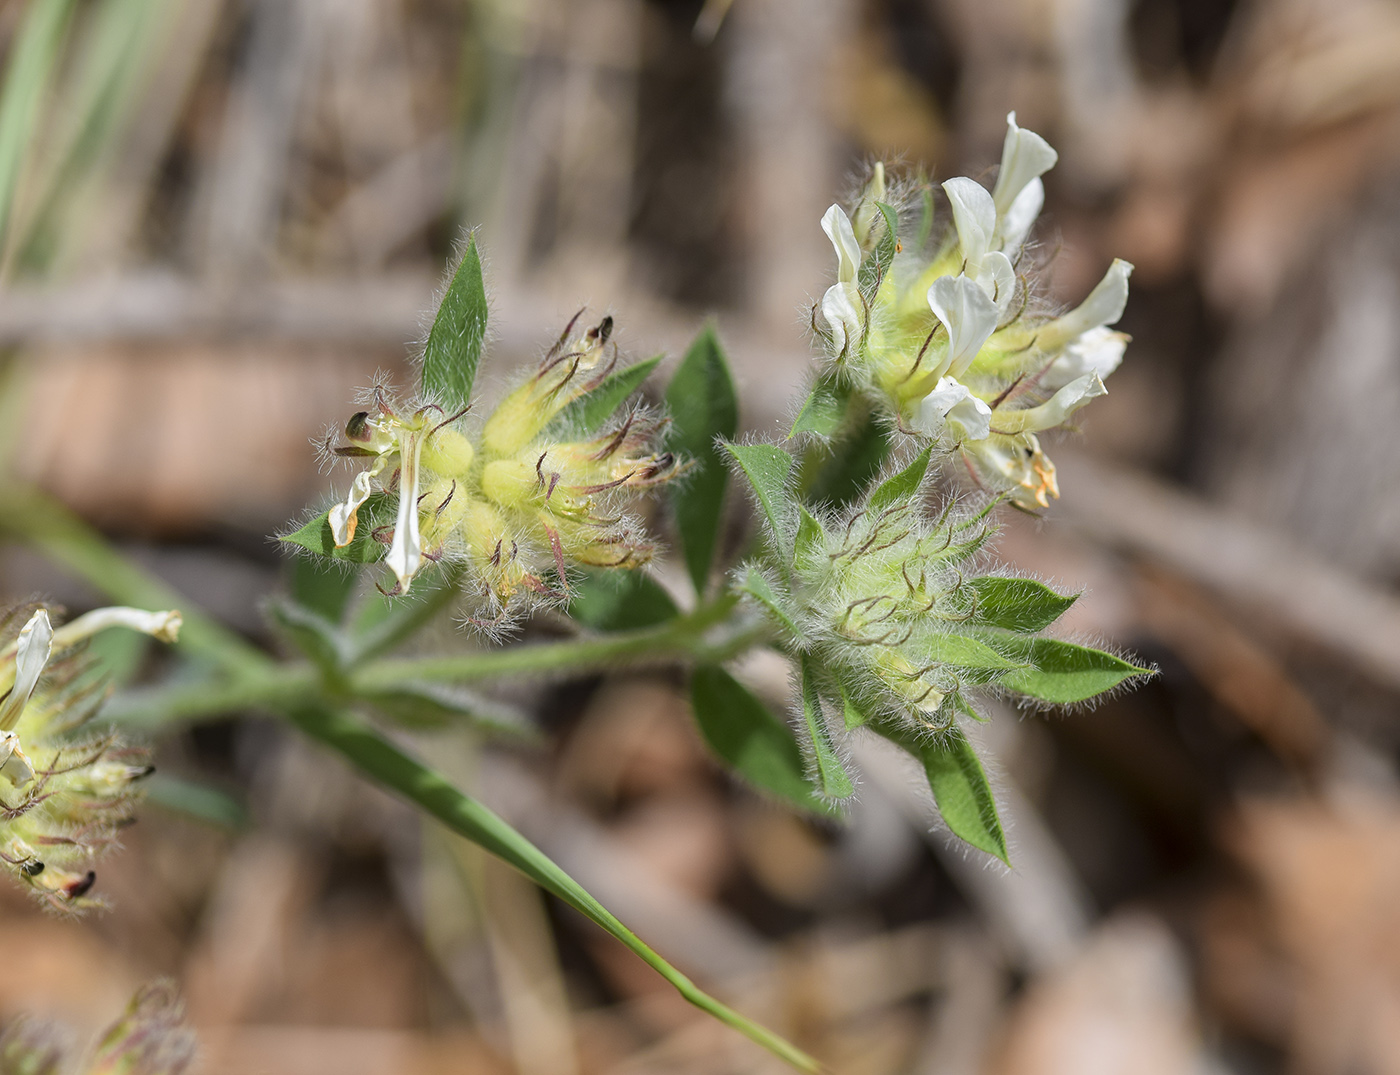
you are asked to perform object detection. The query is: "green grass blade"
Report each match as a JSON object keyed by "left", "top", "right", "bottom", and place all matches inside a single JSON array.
[
  {"left": 287, "top": 703, "right": 821, "bottom": 1073},
  {"left": 0, "top": 0, "right": 76, "bottom": 257}
]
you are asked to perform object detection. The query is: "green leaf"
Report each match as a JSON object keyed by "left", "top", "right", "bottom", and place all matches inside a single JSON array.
[
  {"left": 839, "top": 682, "right": 868, "bottom": 730},
  {"left": 144, "top": 773, "right": 247, "bottom": 831},
  {"left": 666, "top": 325, "right": 739, "bottom": 593},
  {"left": 285, "top": 703, "right": 820, "bottom": 1073},
  {"left": 421, "top": 236, "right": 489, "bottom": 412},
  {"left": 690, "top": 665, "right": 831, "bottom": 816},
  {"left": 568, "top": 569, "right": 678, "bottom": 632},
  {"left": 912, "top": 632, "right": 1026, "bottom": 677},
  {"left": 722, "top": 442, "right": 796, "bottom": 551},
  {"left": 805, "top": 407, "right": 891, "bottom": 509},
  {"left": 968, "top": 576, "right": 1078, "bottom": 633},
  {"left": 289, "top": 555, "right": 359, "bottom": 624},
  {"left": 980, "top": 634, "right": 1150, "bottom": 704},
  {"left": 857, "top": 201, "right": 898, "bottom": 296},
  {"left": 800, "top": 656, "right": 853, "bottom": 799},
  {"left": 738, "top": 567, "right": 802, "bottom": 641},
  {"left": 362, "top": 682, "right": 538, "bottom": 740},
  {"left": 266, "top": 598, "right": 348, "bottom": 677},
  {"left": 789, "top": 374, "right": 849, "bottom": 438},
  {"left": 794, "top": 507, "right": 825, "bottom": 568},
  {"left": 280, "top": 495, "right": 392, "bottom": 564},
  {"left": 920, "top": 724, "right": 1007, "bottom": 862},
  {"left": 557, "top": 354, "right": 663, "bottom": 434},
  {"left": 868, "top": 446, "right": 932, "bottom": 512}
]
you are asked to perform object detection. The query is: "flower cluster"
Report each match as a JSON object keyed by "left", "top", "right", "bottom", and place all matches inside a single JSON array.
[
  {"left": 0, "top": 604, "right": 181, "bottom": 912},
  {"left": 313, "top": 313, "right": 680, "bottom": 618},
  {"left": 815, "top": 115, "right": 1132, "bottom": 509},
  {"left": 0, "top": 980, "right": 195, "bottom": 1075}
]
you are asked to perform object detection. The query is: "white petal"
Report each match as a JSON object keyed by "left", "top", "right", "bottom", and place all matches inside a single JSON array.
[
  {"left": 1043, "top": 326, "right": 1127, "bottom": 390},
  {"left": 996, "top": 176, "right": 1044, "bottom": 255},
  {"left": 946, "top": 390, "right": 993, "bottom": 441},
  {"left": 1039, "top": 259, "right": 1133, "bottom": 351},
  {"left": 979, "top": 250, "right": 1017, "bottom": 316},
  {"left": 821, "top": 281, "right": 863, "bottom": 357},
  {"left": 927, "top": 275, "right": 999, "bottom": 379},
  {"left": 942, "top": 177, "right": 995, "bottom": 274},
  {"left": 386, "top": 433, "right": 426, "bottom": 593},
  {"left": 0, "top": 731, "right": 33, "bottom": 787},
  {"left": 992, "top": 112, "right": 1058, "bottom": 219},
  {"left": 821, "top": 204, "right": 861, "bottom": 284},
  {"left": 995, "top": 373, "right": 1107, "bottom": 434},
  {"left": 912, "top": 376, "right": 970, "bottom": 437},
  {"left": 329, "top": 468, "right": 377, "bottom": 546},
  {"left": 51, "top": 608, "right": 183, "bottom": 650},
  {"left": 0, "top": 611, "right": 52, "bottom": 732}
]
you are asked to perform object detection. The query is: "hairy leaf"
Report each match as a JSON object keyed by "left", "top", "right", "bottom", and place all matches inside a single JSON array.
[
  {"left": 920, "top": 724, "right": 1007, "bottom": 862},
  {"left": 723, "top": 442, "right": 796, "bottom": 553},
  {"left": 969, "top": 576, "right": 1078, "bottom": 633},
  {"left": 738, "top": 567, "right": 802, "bottom": 641},
  {"left": 421, "top": 236, "right": 489, "bottom": 412},
  {"left": 982, "top": 634, "right": 1150, "bottom": 704},
  {"left": 666, "top": 326, "right": 739, "bottom": 593},
  {"left": 690, "top": 665, "right": 831, "bottom": 816},
  {"left": 800, "top": 656, "right": 854, "bottom": 798},
  {"left": 857, "top": 201, "right": 899, "bottom": 296},
  {"left": 280, "top": 495, "right": 392, "bottom": 564},
  {"left": 790, "top": 374, "right": 849, "bottom": 438},
  {"left": 868, "top": 445, "right": 932, "bottom": 512}
]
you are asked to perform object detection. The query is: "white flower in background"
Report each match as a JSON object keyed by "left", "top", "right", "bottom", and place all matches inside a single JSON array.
[
  {"left": 927, "top": 274, "right": 1000, "bottom": 378},
  {"left": 820, "top": 204, "right": 865, "bottom": 356},
  {"left": 912, "top": 376, "right": 993, "bottom": 441},
  {"left": 991, "top": 112, "right": 1058, "bottom": 254},
  {"left": 942, "top": 178, "right": 1016, "bottom": 315}
]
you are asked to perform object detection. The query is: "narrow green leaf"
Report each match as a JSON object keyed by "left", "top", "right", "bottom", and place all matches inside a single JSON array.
[
  {"left": 421, "top": 237, "right": 489, "bottom": 412},
  {"left": 857, "top": 201, "right": 898, "bottom": 296},
  {"left": 738, "top": 567, "right": 802, "bottom": 641},
  {"left": 289, "top": 555, "right": 359, "bottom": 624},
  {"left": 805, "top": 407, "right": 891, "bottom": 509},
  {"left": 800, "top": 656, "right": 853, "bottom": 799},
  {"left": 789, "top": 374, "right": 849, "bottom": 438},
  {"left": 0, "top": 0, "right": 75, "bottom": 254},
  {"left": 868, "top": 446, "right": 932, "bottom": 512},
  {"left": 280, "top": 496, "right": 392, "bottom": 564},
  {"left": 285, "top": 703, "right": 820, "bottom": 1073},
  {"left": 920, "top": 724, "right": 1007, "bottom": 862},
  {"left": 911, "top": 631, "right": 1025, "bottom": 681},
  {"left": 980, "top": 634, "right": 1150, "bottom": 704},
  {"left": 144, "top": 773, "right": 247, "bottom": 831},
  {"left": 690, "top": 665, "right": 831, "bottom": 816},
  {"left": 722, "top": 442, "right": 795, "bottom": 551},
  {"left": 969, "top": 576, "right": 1078, "bottom": 633},
  {"left": 557, "top": 354, "right": 663, "bottom": 434},
  {"left": 666, "top": 325, "right": 739, "bottom": 593},
  {"left": 838, "top": 680, "right": 868, "bottom": 730},
  {"left": 794, "top": 507, "right": 824, "bottom": 568},
  {"left": 266, "top": 597, "right": 349, "bottom": 678},
  {"left": 568, "top": 569, "right": 678, "bottom": 632}
]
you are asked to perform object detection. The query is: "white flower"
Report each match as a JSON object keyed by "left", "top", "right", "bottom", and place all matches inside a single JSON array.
[
  {"left": 386, "top": 429, "right": 426, "bottom": 593},
  {"left": 0, "top": 611, "right": 52, "bottom": 733},
  {"left": 913, "top": 377, "right": 993, "bottom": 441},
  {"left": 963, "top": 433, "right": 1060, "bottom": 510},
  {"left": 994, "top": 373, "right": 1107, "bottom": 434},
  {"left": 927, "top": 274, "right": 999, "bottom": 379},
  {"left": 820, "top": 204, "right": 865, "bottom": 356},
  {"left": 1037, "top": 259, "right": 1133, "bottom": 352},
  {"left": 1043, "top": 326, "right": 1127, "bottom": 391},
  {"left": 0, "top": 731, "right": 33, "bottom": 786},
  {"left": 992, "top": 112, "right": 1058, "bottom": 222},
  {"left": 942, "top": 178, "right": 1016, "bottom": 314}
]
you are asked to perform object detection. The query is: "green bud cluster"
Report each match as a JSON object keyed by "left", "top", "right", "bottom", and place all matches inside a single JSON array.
[
  {"left": 0, "top": 605, "right": 180, "bottom": 912},
  {"left": 0, "top": 981, "right": 195, "bottom": 1075}
]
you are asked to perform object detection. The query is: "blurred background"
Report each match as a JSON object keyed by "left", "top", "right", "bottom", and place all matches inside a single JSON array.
[{"left": 3, "top": 0, "right": 1400, "bottom": 1071}]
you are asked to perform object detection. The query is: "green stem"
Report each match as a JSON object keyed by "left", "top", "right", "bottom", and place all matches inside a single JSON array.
[{"left": 287, "top": 703, "right": 820, "bottom": 1074}]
